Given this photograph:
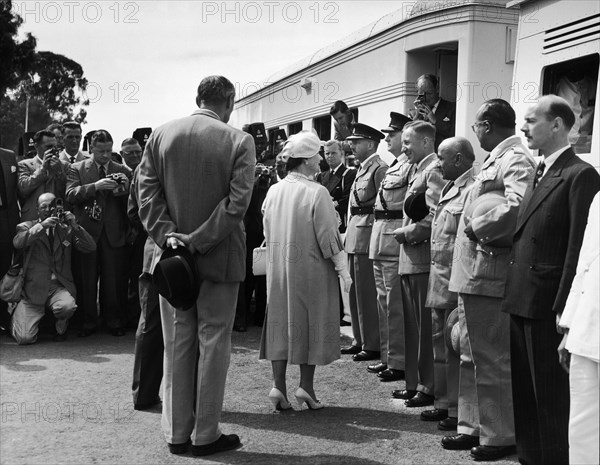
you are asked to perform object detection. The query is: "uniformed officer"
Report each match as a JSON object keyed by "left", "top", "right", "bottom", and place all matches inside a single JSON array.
[
  {"left": 342, "top": 123, "right": 388, "bottom": 362},
  {"left": 424, "top": 137, "right": 475, "bottom": 430},
  {"left": 367, "top": 113, "right": 412, "bottom": 381},
  {"left": 391, "top": 120, "right": 445, "bottom": 407}
]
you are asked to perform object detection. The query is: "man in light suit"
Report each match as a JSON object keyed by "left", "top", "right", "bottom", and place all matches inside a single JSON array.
[
  {"left": 425, "top": 137, "right": 475, "bottom": 430},
  {"left": 502, "top": 95, "right": 600, "bottom": 465},
  {"left": 391, "top": 121, "right": 444, "bottom": 407},
  {"left": 59, "top": 122, "right": 88, "bottom": 164},
  {"left": 66, "top": 130, "right": 132, "bottom": 337},
  {"left": 342, "top": 123, "right": 388, "bottom": 362},
  {"left": 11, "top": 192, "right": 96, "bottom": 344},
  {"left": 413, "top": 74, "right": 456, "bottom": 151},
  {"left": 0, "top": 147, "right": 20, "bottom": 332},
  {"left": 18, "top": 130, "right": 69, "bottom": 222},
  {"left": 367, "top": 112, "right": 412, "bottom": 381},
  {"left": 137, "top": 75, "right": 255, "bottom": 457},
  {"left": 444, "top": 99, "right": 535, "bottom": 461}
]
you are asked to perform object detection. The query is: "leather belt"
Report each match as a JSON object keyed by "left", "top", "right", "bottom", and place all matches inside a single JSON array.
[
  {"left": 374, "top": 210, "right": 404, "bottom": 220},
  {"left": 350, "top": 206, "right": 373, "bottom": 216}
]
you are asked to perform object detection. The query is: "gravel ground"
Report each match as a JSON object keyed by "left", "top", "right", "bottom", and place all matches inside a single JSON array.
[{"left": 0, "top": 326, "right": 518, "bottom": 465}]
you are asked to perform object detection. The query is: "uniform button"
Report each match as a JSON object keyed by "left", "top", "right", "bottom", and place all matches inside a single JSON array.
[
  {"left": 434, "top": 222, "right": 438, "bottom": 226},
  {"left": 529, "top": 265, "right": 536, "bottom": 270},
  {"left": 509, "top": 260, "right": 515, "bottom": 265},
  {"left": 431, "top": 261, "right": 435, "bottom": 265},
  {"left": 432, "top": 240, "right": 435, "bottom": 244}
]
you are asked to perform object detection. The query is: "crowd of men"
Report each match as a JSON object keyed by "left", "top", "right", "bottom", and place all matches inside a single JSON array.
[{"left": 0, "top": 71, "right": 598, "bottom": 463}]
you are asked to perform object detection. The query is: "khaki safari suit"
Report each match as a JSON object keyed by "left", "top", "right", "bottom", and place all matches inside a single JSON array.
[
  {"left": 345, "top": 154, "right": 388, "bottom": 352},
  {"left": 449, "top": 135, "right": 535, "bottom": 446},
  {"left": 369, "top": 155, "right": 411, "bottom": 369},
  {"left": 137, "top": 109, "right": 255, "bottom": 446},
  {"left": 502, "top": 147, "right": 600, "bottom": 465},
  {"left": 18, "top": 155, "right": 69, "bottom": 222},
  {"left": 396, "top": 154, "right": 444, "bottom": 395},
  {"left": 426, "top": 167, "right": 475, "bottom": 416},
  {"left": 11, "top": 218, "right": 96, "bottom": 344},
  {"left": 66, "top": 158, "right": 132, "bottom": 332}
]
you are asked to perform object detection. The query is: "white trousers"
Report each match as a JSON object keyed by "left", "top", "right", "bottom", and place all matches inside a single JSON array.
[{"left": 569, "top": 354, "right": 599, "bottom": 465}]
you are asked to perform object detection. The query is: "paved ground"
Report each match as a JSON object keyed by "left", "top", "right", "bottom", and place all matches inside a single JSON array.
[{"left": 0, "top": 325, "right": 519, "bottom": 465}]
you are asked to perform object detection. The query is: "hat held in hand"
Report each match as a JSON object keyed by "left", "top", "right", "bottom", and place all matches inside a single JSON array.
[
  {"left": 464, "top": 191, "right": 513, "bottom": 248},
  {"left": 404, "top": 192, "right": 429, "bottom": 222},
  {"left": 153, "top": 246, "right": 200, "bottom": 311}
]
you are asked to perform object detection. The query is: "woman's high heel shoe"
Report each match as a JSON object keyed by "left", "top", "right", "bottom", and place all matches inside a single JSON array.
[
  {"left": 268, "top": 388, "right": 292, "bottom": 411},
  {"left": 295, "top": 387, "right": 324, "bottom": 410}
]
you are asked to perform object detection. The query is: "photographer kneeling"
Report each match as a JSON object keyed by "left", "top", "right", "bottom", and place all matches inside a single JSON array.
[{"left": 11, "top": 193, "right": 96, "bottom": 344}]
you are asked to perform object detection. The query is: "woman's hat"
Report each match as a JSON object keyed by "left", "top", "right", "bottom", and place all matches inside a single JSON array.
[
  {"left": 279, "top": 130, "right": 321, "bottom": 163},
  {"left": 153, "top": 246, "right": 199, "bottom": 311}
]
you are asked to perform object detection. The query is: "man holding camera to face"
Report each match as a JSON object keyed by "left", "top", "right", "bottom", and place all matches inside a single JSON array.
[
  {"left": 18, "top": 130, "right": 70, "bottom": 222},
  {"left": 11, "top": 192, "right": 96, "bottom": 344},
  {"left": 66, "top": 130, "right": 132, "bottom": 337}
]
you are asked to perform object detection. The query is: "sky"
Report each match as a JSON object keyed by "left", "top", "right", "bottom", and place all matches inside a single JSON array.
[{"left": 14, "top": 0, "right": 407, "bottom": 147}]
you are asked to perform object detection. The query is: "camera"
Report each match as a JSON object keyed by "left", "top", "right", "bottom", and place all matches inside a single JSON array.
[
  {"left": 50, "top": 198, "right": 67, "bottom": 223},
  {"left": 109, "top": 173, "right": 128, "bottom": 196},
  {"left": 109, "top": 173, "right": 125, "bottom": 184},
  {"left": 85, "top": 200, "right": 103, "bottom": 221}
]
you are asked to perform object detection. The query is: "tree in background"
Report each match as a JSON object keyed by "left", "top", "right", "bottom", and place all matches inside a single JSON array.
[{"left": 0, "top": 0, "right": 88, "bottom": 152}]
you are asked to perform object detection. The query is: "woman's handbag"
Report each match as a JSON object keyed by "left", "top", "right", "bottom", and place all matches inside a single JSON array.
[
  {"left": 0, "top": 250, "right": 32, "bottom": 303},
  {"left": 252, "top": 240, "right": 267, "bottom": 276}
]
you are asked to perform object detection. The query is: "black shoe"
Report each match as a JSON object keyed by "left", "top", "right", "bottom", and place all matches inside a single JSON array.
[
  {"left": 110, "top": 327, "right": 126, "bottom": 337},
  {"left": 367, "top": 362, "right": 387, "bottom": 373},
  {"left": 438, "top": 416, "right": 458, "bottom": 431},
  {"left": 441, "top": 433, "right": 479, "bottom": 450},
  {"left": 405, "top": 392, "right": 434, "bottom": 408},
  {"left": 134, "top": 396, "right": 161, "bottom": 411},
  {"left": 192, "top": 434, "right": 241, "bottom": 457},
  {"left": 352, "top": 350, "right": 380, "bottom": 361},
  {"left": 470, "top": 445, "right": 516, "bottom": 461},
  {"left": 420, "top": 408, "right": 448, "bottom": 421},
  {"left": 53, "top": 332, "right": 67, "bottom": 342},
  {"left": 392, "top": 389, "right": 417, "bottom": 400},
  {"left": 378, "top": 368, "right": 405, "bottom": 382},
  {"left": 340, "top": 320, "right": 351, "bottom": 326},
  {"left": 77, "top": 328, "right": 96, "bottom": 338},
  {"left": 341, "top": 345, "right": 361, "bottom": 355},
  {"left": 168, "top": 440, "right": 190, "bottom": 455}
]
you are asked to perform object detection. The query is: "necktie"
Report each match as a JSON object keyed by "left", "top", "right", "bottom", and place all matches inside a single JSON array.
[
  {"left": 99, "top": 165, "right": 106, "bottom": 179},
  {"left": 533, "top": 161, "right": 546, "bottom": 188},
  {"left": 70, "top": 155, "right": 76, "bottom": 164}
]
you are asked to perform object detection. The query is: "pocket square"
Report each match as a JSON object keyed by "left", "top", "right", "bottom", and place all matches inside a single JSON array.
[
  {"left": 11, "top": 165, "right": 16, "bottom": 173},
  {"left": 443, "top": 117, "right": 451, "bottom": 122}
]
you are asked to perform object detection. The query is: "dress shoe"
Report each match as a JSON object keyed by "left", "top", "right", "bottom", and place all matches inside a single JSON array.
[
  {"left": 352, "top": 350, "right": 380, "bottom": 362},
  {"left": 405, "top": 392, "right": 434, "bottom": 407},
  {"left": 441, "top": 433, "right": 479, "bottom": 450},
  {"left": 110, "top": 327, "right": 126, "bottom": 337},
  {"left": 295, "top": 387, "right": 324, "bottom": 410},
  {"left": 470, "top": 445, "right": 516, "bottom": 461},
  {"left": 340, "top": 319, "right": 351, "bottom": 326},
  {"left": 438, "top": 416, "right": 458, "bottom": 431},
  {"left": 53, "top": 332, "right": 67, "bottom": 342},
  {"left": 367, "top": 362, "right": 387, "bottom": 373},
  {"left": 77, "top": 328, "right": 96, "bottom": 338},
  {"left": 392, "top": 389, "right": 417, "bottom": 400},
  {"left": 378, "top": 368, "right": 405, "bottom": 382},
  {"left": 192, "top": 434, "right": 241, "bottom": 456},
  {"left": 168, "top": 439, "right": 191, "bottom": 455},
  {"left": 420, "top": 408, "right": 448, "bottom": 421},
  {"left": 134, "top": 396, "right": 161, "bottom": 411},
  {"left": 340, "top": 345, "right": 361, "bottom": 355},
  {"left": 268, "top": 387, "right": 292, "bottom": 411}
]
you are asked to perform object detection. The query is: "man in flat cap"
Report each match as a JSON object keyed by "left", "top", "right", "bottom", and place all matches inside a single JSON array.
[
  {"left": 367, "top": 113, "right": 412, "bottom": 382},
  {"left": 342, "top": 123, "right": 388, "bottom": 362},
  {"left": 137, "top": 75, "right": 255, "bottom": 457},
  {"left": 391, "top": 120, "right": 444, "bottom": 408}
]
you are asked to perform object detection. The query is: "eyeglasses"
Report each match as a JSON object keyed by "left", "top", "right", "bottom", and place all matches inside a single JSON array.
[
  {"left": 122, "top": 150, "right": 142, "bottom": 156},
  {"left": 471, "top": 121, "right": 489, "bottom": 133}
]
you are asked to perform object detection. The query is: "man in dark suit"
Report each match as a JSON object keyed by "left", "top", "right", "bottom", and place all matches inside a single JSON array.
[
  {"left": 138, "top": 75, "right": 255, "bottom": 456},
  {"left": 316, "top": 139, "right": 356, "bottom": 233},
  {"left": 413, "top": 74, "right": 456, "bottom": 151},
  {"left": 502, "top": 94, "right": 600, "bottom": 465},
  {"left": 0, "top": 148, "right": 20, "bottom": 332},
  {"left": 66, "top": 130, "right": 132, "bottom": 337}
]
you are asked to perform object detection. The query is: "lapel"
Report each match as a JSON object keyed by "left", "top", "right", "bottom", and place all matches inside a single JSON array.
[
  {"left": 326, "top": 167, "right": 344, "bottom": 193},
  {"left": 516, "top": 148, "right": 573, "bottom": 231},
  {"left": 409, "top": 153, "right": 435, "bottom": 185}
]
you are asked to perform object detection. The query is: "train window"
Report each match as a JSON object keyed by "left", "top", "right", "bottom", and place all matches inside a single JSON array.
[
  {"left": 313, "top": 115, "right": 331, "bottom": 141},
  {"left": 542, "top": 54, "right": 598, "bottom": 154},
  {"left": 288, "top": 122, "right": 302, "bottom": 136}
]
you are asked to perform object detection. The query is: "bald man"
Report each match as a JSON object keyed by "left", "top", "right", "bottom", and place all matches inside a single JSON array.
[
  {"left": 502, "top": 95, "right": 600, "bottom": 465},
  {"left": 11, "top": 192, "right": 96, "bottom": 344},
  {"left": 425, "top": 138, "right": 475, "bottom": 431}
]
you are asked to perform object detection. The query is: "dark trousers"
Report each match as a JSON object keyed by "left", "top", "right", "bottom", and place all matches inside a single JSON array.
[
  {"left": 0, "top": 241, "right": 13, "bottom": 329},
  {"left": 510, "top": 315, "right": 569, "bottom": 465},
  {"left": 78, "top": 230, "right": 128, "bottom": 331},
  {"left": 132, "top": 273, "right": 163, "bottom": 405},
  {"left": 234, "top": 241, "right": 266, "bottom": 327},
  {"left": 126, "top": 232, "right": 146, "bottom": 329}
]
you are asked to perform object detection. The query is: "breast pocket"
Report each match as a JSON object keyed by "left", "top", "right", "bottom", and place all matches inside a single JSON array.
[{"left": 442, "top": 207, "right": 463, "bottom": 235}]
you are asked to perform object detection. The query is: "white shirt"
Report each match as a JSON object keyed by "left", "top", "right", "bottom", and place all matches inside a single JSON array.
[{"left": 539, "top": 144, "right": 571, "bottom": 179}]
